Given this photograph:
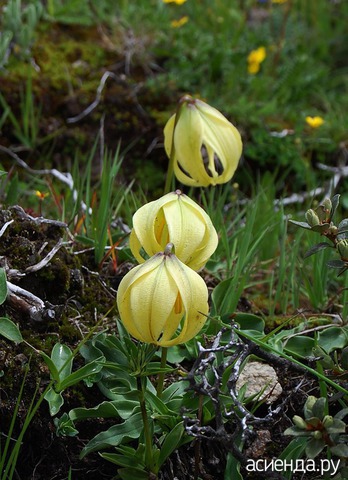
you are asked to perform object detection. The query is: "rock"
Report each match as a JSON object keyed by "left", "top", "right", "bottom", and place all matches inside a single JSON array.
[{"left": 236, "top": 361, "right": 283, "bottom": 403}]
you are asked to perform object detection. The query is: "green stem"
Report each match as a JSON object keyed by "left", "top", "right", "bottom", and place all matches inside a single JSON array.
[
  {"left": 163, "top": 95, "right": 190, "bottom": 194},
  {"left": 156, "top": 347, "right": 168, "bottom": 398},
  {"left": 164, "top": 148, "right": 175, "bottom": 194},
  {"left": 136, "top": 376, "right": 154, "bottom": 472}
]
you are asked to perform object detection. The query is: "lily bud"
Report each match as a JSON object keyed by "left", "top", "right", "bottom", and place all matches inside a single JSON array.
[
  {"left": 116, "top": 246, "right": 209, "bottom": 347},
  {"left": 130, "top": 190, "right": 218, "bottom": 271},
  {"left": 164, "top": 95, "right": 242, "bottom": 187}
]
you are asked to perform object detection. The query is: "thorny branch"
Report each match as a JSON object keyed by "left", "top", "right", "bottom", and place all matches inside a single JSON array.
[{"left": 183, "top": 326, "right": 305, "bottom": 476}]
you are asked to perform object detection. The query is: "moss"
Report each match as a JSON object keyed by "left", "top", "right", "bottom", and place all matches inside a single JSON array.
[{"left": 58, "top": 316, "right": 82, "bottom": 342}]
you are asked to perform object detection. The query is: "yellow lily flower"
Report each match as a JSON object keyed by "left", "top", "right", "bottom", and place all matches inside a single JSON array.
[
  {"left": 164, "top": 95, "right": 242, "bottom": 187},
  {"left": 130, "top": 190, "right": 218, "bottom": 271},
  {"left": 117, "top": 245, "right": 209, "bottom": 347},
  {"left": 305, "top": 116, "right": 324, "bottom": 128}
]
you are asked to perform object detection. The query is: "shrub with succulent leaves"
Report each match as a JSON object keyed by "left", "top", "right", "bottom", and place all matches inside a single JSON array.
[
  {"left": 290, "top": 194, "right": 348, "bottom": 276},
  {"left": 285, "top": 395, "right": 348, "bottom": 459}
]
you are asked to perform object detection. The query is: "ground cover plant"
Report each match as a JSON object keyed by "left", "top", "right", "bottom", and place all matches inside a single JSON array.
[{"left": 1, "top": 0, "right": 348, "bottom": 479}]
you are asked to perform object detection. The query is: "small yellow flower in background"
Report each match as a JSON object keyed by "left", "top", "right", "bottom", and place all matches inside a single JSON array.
[
  {"left": 164, "top": 95, "right": 242, "bottom": 187},
  {"left": 171, "top": 15, "right": 189, "bottom": 28},
  {"left": 35, "top": 190, "right": 49, "bottom": 200},
  {"left": 247, "top": 46, "right": 266, "bottom": 74},
  {"left": 163, "top": 0, "right": 187, "bottom": 4},
  {"left": 305, "top": 116, "right": 325, "bottom": 128},
  {"left": 272, "top": 0, "right": 287, "bottom": 4},
  {"left": 130, "top": 190, "right": 218, "bottom": 271},
  {"left": 117, "top": 245, "right": 209, "bottom": 347}
]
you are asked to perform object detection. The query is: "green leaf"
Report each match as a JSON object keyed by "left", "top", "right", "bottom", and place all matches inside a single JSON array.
[
  {"left": 234, "top": 313, "right": 265, "bottom": 333},
  {"left": 158, "top": 422, "right": 184, "bottom": 468},
  {"left": 279, "top": 437, "right": 307, "bottom": 480},
  {"left": 141, "top": 362, "right": 174, "bottom": 376},
  {"left": 70, "top": 401, "right": 119, "bottom": 422},
  {"left": 312, "top": 345, "right": 334, "bottom": 369},
  {"left": 44, "top": 388, "right": 64, "bottom": 416},
  {"left": 51, "top": 343, "right": 73, "bottom": 381},
  {"left": 318, "top": 326, "right": 348, "bottom": 353},
  {"left": 331, "top": 444, "right": 348, "bottom": 457},
  {"left": 80, "top": 412, "right": 144, "bottom": 458},
  {"left": 334, "top": 407, "right": 348, "bottom": 421},
  {"left": 100, "top": 451, "right": 145, "bottom": 469},
  {"left": 289, "top": 220, "right": 312, "bottom": 230},
  {"left": 54, "top": 413, "right": 79, "bottom": 437},
  {"left": 337, "top": 218, "right": 348, "bottom": 240},
  {"left": 59, "top": 358, "right": 104, "bottom": 390},
  {"left": 306, "top": 437, "right": 326, "bottom": 458},
  {"left": 303, "top": 242, "right": 331, "bottom": 259},
  {"left": 284, "top": 336, "right": 315, "bottom": 358},
  {"left": 0, "top": 317, "right": 23, "bottom": 343},
  {"left": 327, "top": 259, "right": 346, "bottom": 269},
  {"left": 330, "top": 194, "right": 340, "bottom": 221},
  {"left": 284, "top": 426, "right": 307, "bottom": 437},
  {"left": 311, "top": 223, "right": 330, "bottom": 234},
  {"left": 117, "top": 467, "right": 150, "bottom": 480},
  {"left": 0, "top": 268, "right": 8, "bottom": 305},
  {"left": 69, "top": 398, "right": 139, "bottom": 422},
  {"left": 162, "top": 381, "right": 188, "bottom": 403},
  {"left": 312, "top": 397, "right": 326, "bottom": 419},
  {"left": 328, "top": 418, "right": 346, "bottom": 434},
  {"left": 224, "top": 452, "right": 242, "bottom": 480},
  {"left": 341, "top": 347, "right": 348, "bottom": 370},
  {"left": 211, "top": 277, "right": 235, "bottom": 317},
  {"left": 146, "top": 390, "right": 178, "bottom": 418},
  {"left": 40, "top": 351, "right": 60, "bottom": 383}
]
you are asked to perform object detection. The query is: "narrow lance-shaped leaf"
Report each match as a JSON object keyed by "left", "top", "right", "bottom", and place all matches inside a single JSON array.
[
  {"left": 80, "top": 412, "right": 144, "bottom": 458},
  {"left": 327, "top": 259, "right": 346, "bottom": 269},
  {"left": 0, "top": 267, "right": 8, "bottom": 305},
  {"left": 158, "top": 421, "right": 184, "bottom": 468},
  {"left": 330, "top": 194, "right": 340, "bottom": 221},
  {"left": 337, "top": 218, "right": 348, "bottom": 240},
  {"left": 304, "top": 242, "right": 331, "bottom": 259},
  {"left": 59, "top": 358, "right": 105, "bottom": 390},
  {"left": 288, "top": 220, "right": 312, "bottom": 230}
]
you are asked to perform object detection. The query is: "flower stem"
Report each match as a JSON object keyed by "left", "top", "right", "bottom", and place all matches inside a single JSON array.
[
  {"left": 164, "top": 96, "right": 189, "bottom": 194},
  {"left": 136, "top": 376, "right": 154, "bottom": 472},
  {"left": 156, "top": 346, "right": 168, "bottom": 398},
  {"left": 164, "top": 149, "right": 175, "bottom": 194}
]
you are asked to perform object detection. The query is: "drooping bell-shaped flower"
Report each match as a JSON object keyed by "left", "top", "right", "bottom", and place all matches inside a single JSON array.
[
  {"left": 129, "top": 190, "right": 218, "bottom": 271},
  {"left": 164, "top": 95, "right": 242, "bottom": 187},
  {"left": 116, "top": 245, "right": 209, "bottom": 347}
]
